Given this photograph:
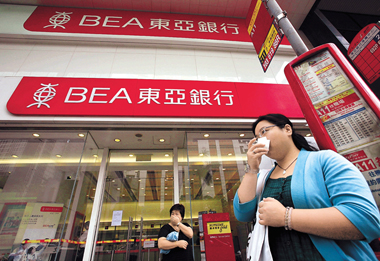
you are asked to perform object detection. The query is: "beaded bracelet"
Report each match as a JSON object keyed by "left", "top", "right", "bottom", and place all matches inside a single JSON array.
[
  {"left": 288, "top": 207, "right": 293, "bottom": 230},
  {"left": 284, "top": 206, "right": 293, "bottom": 230}
]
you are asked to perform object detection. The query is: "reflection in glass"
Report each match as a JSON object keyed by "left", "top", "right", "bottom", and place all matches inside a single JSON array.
[{"left": 0, "top": 131, "right": 101, "bottom": 261}]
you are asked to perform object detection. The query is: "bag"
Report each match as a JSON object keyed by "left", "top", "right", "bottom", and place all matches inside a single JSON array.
[{"left": 246, "top": 169, "right": 273, "bottom": 261}]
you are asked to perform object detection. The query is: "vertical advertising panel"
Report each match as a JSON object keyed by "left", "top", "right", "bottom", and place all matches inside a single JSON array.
[
  {"left": 245, "top": 0, "right": 284, "bottom": 72},
  {"left": 202, "top": 213, "right": 235, "bottom": 261},
  {"left": 284, "top": 43, "right": 380, "bottom": 207}
]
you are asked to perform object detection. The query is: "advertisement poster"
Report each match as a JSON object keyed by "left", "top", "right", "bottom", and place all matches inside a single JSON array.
[
  {"left": 0, "top": 204, "right": 26, "bottom": 250},
  {"left": 206, "top": 221, "right": 231, "bottom": 235},
  {"left": 258, "top": 21, "right": 283, "bottom": 72},
  {"left": 342, "top": 141, "right": 380, "bottom": 207},
  {"left": 18, "top": 203, "right": 63, "bottom": 241}
]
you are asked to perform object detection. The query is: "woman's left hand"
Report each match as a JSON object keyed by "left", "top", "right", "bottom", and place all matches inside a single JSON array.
[{"left": 258, "top": 197, "right": 286, "bottom": 227}]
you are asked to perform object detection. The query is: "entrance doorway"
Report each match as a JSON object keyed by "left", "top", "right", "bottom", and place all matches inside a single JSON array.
[{"left": 92, "top": 149, "right": 175, "bottom": 261}]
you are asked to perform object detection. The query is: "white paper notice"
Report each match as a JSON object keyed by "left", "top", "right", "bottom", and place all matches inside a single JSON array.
[{"left": 111, "top": 210, "right": 123, "bottom": 226}]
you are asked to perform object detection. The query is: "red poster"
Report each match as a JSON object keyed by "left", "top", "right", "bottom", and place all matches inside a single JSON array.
[{"left": 245, "top": 0, "right": 290, "bottom": 53}]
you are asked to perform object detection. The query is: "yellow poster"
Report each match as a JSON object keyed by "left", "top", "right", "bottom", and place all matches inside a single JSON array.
[{"left": 207, "top": 221, "right": 231, "bottom": 235}]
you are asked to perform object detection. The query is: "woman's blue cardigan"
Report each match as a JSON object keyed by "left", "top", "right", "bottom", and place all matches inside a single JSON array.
[{"left": 234, "top": 149, "right": 380, "bottom": 261}]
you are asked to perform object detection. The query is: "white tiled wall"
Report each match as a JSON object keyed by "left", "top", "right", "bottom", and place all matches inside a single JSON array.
[{"left": 0, "top": 38, "right": 296, "bottom": 84}]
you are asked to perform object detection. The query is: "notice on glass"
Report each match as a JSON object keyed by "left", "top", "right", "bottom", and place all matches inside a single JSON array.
[
  {"left": 143, "top": 240, "right": 155, "bottom": 248},
  {"left": 342, "top": 141, "right": 380, "bottom": 208},
  {"left": 294, "top": 50, "right": 352, "bottom": 104},
  {"left": 111, "top": 210, "right": 123, "bottom": 226}
]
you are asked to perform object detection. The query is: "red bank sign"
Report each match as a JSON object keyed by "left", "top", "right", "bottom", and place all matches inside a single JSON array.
[
  {"left": 7, "top": 77, "right": 303, "bottom": 118},
  {"left": 24, "top": 6, "right": 251, "bottom": 42}
]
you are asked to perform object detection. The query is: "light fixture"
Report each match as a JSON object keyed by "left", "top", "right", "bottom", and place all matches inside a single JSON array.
[
  {"left": 114, "top": 138, "right": 121, "bottom": 142},
  {"left": 117, "top": 188, "right": 120, "bottom": 190},
  {"left": 159, "top": 138, "right": 165, "bottom": 143},
  {"left": 56, "top": 154, "right": 62, "bottom": 158},
  {"left": 239, "top": 133, "right": 245, "bottom": 137},
  {"left": 129, "top": 154, "right": 134, "bottom": 157},
  {"left": 216, "top": 177, "right": 220, "bottom": 180},
  {"left": 122, "top": 194, "right": 125, "bottom": 197},
  {"left": 191, "top": 178, "right": 194, "bottom": 181},
  {"left": 11, "top": 154, "right": 18, "bottom": 158},
  {"left": 199, "top": 153, "right": 204, "bottom": 157},
  {"left": 165, "top": 193, "right": 168, "bottom": 195},
  {"left": 222, "top": 168, "right": 226, "bottom": 171},
  {"left": 78, "top": 133, "right": 85, "bottom": 137},
  {"left": 33, "top": 133, "right": 40, "bottom": 137},
  {"left": 141, "top": 188, "right": 144, "bottom": 190},
  {"left": 92, "top": 188, "right": 95, "bottom": 190},
  {"left": 164, "top": 154, "right": 170, "bottom": 157},
  {"left": 112, "top": 179, "right": 115, "bottom": 182},
  {"left": 92, "top": 154, "right": 98, "bottom": 158},
  {"left": 305, "top": 124, "right": 309, "bottom": 127},
  {"left": 203, "top": 133, "right": 210, "bottom": 138},
  {"left": 306, "top": 133, "right": 312, "bottom": 137},
  {"left": 228, "top": 153, "right": 233, "bottom": 156},
  {"left": 165, "top": 187, "right": 168, "bottom": 189},
  {"left": 211, "top": 186, "right": 214, "bottom": 188}
]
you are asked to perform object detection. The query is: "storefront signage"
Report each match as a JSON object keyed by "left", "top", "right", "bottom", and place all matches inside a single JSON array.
[
  {"left": 24, "top": 6, "right": 250, "bottom": 42},
  {"left": 7, "top": 77, "right": 304, "bottom": 118},
  {"left": 348, "top": 23, "right": 380, "bottom": 84}
]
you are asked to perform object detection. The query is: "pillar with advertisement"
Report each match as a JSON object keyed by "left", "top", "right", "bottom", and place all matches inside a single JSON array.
[
  {"left": 284, "top": 43, "right": 380, "bottom": 209},
  {"left": 202, "top": 213, "right": 235, "bottom": 261}
]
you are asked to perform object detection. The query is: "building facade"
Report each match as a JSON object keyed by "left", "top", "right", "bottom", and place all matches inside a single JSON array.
[{"left": 0, "top": 1, "right": 378, "bottom": 261}]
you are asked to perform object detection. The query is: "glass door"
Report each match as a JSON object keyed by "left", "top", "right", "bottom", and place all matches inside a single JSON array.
[{"left": 93, "top": 149, "right": 174, "bottom": 261}]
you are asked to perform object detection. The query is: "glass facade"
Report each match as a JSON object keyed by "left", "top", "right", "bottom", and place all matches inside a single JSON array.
[
  {"left": 0, "top": 128, "right": 314, "bottom": 261},
  {"left": 0, "top": 131, "right": 101, "bottom": 261}
]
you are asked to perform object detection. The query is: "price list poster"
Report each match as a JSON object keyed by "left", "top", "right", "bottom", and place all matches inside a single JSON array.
[{"left": 294, "top": 50, "right": 380, "bottom": 206}]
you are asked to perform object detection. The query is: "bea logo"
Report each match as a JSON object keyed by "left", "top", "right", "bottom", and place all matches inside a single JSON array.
[{"left": 44, "top": 12, "right": 72, "bottom": 29}]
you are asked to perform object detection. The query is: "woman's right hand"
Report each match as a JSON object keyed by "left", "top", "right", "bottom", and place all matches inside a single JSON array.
[
  {"left": 246, "top": 138, "right": 268, "bottom": 172},
  {"left": 176, "top": 240, "right": 188, "bottom": 249}
]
